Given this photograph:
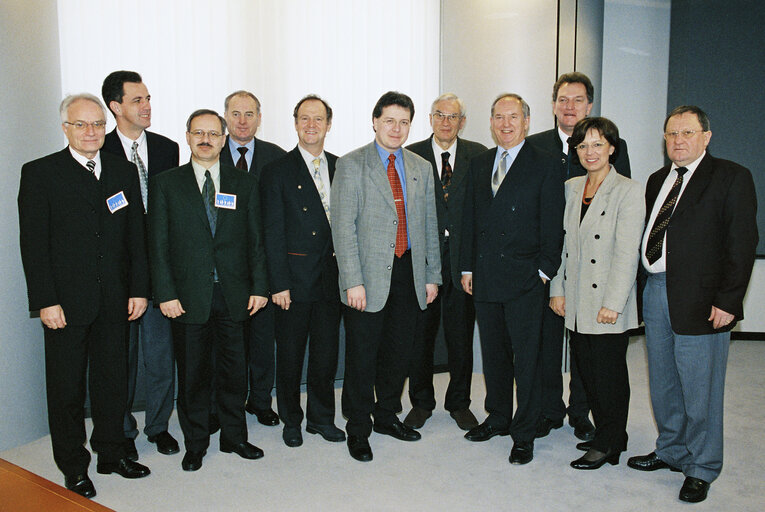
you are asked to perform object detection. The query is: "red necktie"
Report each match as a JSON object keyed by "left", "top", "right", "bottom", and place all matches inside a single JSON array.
[{"left": 387, "top": 154, "right": 408, "bottom": 257}]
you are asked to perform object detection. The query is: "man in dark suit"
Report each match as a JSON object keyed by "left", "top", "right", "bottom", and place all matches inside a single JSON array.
[
  {"left": 526, "top": 71, "right": 631, "bottom": 442},
  {"left": 260, "top": 95, "right": 344, "bottom": 448},
  {"left": 100, "top": 70, "right": 180, "bottom": 460},
  {"left": 148, "top": 109, "right": 269, "bottom": 471},
  {"left": 222, "top": 90, "right": 286, "bottom": 426},
  {"left": 18, "top": 94, "right": 151, "bottom": 498},
  {"left": 460, "top": 93, "right": 564, "bottom": 465},
  {"left": 403, "top": 93, "right": 487, "bottom": 431},
  {"left": 627, "top": 106, "right": 757, "bottom": 503}
]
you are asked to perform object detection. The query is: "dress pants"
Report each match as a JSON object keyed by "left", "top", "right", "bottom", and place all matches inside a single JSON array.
[
  {"left": 408, "top": 240, "right": 475, "bottom": 412},
  {"left": 643, "top": 272, "right": 729, "bottom": 483},
  {"left": 172, "top": 283, "right": 248, "bottom": 453},
  {"left": 569, "top": 330, "right": 629, "bottom": 452},
  {"left": 44, "top": 313, "right": 128, "bottom": 477},
  {"left": 124, "top": 300, "right": 174, "bottom": 439},
  {"left": 342, "top": 251, "right": 422, "bottom": 438},
  {"left": 275, "top": 298, "right": 341, "bottom": 427},
  {"left": 246, "top": 301, "right": 276, "bottom": 409},
  {"left": 474, "top": 280, "right": 545, "bottom": 443}
]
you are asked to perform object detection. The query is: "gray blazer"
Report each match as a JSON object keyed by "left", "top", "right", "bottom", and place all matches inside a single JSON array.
[
  {"left": 331, "top": 142, "right": 442, "bottom": 313},
  {"left": 550, "top": 168, "right": 644, "bottom": 334}
]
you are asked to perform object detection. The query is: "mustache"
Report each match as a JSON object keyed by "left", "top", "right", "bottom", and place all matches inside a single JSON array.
[{"left": 197, "top": 142, "right": 213, "bottom": 147}]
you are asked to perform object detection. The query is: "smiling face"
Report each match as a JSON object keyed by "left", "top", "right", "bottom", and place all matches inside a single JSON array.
[
  {"left": 553, "top": 82, "right": 593, "bottom": 135},
  {"left": 576, "top": 128, "right": 614, "bottom": 175},
  {"left": 664, "top": 112, "right": 712, "bottom": 167},
  {"left": 186, "top": 114, "right": 225, "bottom": 165},
  {"left": 62, "top": 99, "right": 107, "bottom": 159},
  {"left": 373, "top": 105, "right": 411, "bottom": 152},
  {"left": 429, "top": 99, "right": 465, "bottom": 149},
  {"left": 225, "top": 94, "right": 261, "bottom": 145},
  {"left": 295, "top": 99, "right": 331, "bottom": 156},
  {"left": 112, "top": 81, "right": 151, "bottom": 136},
  {"left": 491, "top": 97, "right": 529, "bottom": 150}
]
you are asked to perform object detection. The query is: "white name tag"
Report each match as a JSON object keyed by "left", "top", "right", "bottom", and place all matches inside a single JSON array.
[
  {"left": 215, "top": 192, "right": 237, "bottom": 210},
  {"left": 106, "top": 191, "right": 128, "bottom": 213}
]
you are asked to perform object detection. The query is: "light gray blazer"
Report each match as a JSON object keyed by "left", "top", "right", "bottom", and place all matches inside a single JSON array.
[
  {"left": 550, "top": 168, "right": 645, "bottom": 334},
  {"left": 331, "top": 141, "right": 442, "bottom": 313}
]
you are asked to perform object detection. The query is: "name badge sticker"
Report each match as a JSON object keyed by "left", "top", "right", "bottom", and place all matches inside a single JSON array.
[
  {"left": 106, "top": 191, "right": 129, "bottom": 213},
  {"left": 215, "top": 192, "right": 237, "bottom": 210}
]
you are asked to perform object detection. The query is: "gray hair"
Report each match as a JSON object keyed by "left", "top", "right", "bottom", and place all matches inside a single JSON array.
[
  {"left": 431, "top": 93, "right": 466, "bottom": 117},
  {"left": 490, "top": 93, "right": 530, "bottom": 118},
  {"left": 59, "top": 93, "right": 108, "bottom": 122}
]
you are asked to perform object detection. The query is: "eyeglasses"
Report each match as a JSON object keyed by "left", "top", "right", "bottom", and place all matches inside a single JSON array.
[
  {"left": 556, "top": 96, "right": 588, "bottom": 106},
  {"left": 432, "top": 111, "right": 462, "bottom": 122},
  {"left": 189, "top": 129, "right": 223, "bottom": 139},
  {"left": 664, "top": 130, "right": 706, "bottom": 140},
  {"left": 64, "top": 120, "right": 107, "bottom": 130},
  {"left": 575, "top": 141, "right": 609, "bottom": 151}
]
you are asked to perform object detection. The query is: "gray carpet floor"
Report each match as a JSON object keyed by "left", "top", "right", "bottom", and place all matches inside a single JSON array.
[{"left": 2, "top": 337, "right": 763, "bottom": 511}]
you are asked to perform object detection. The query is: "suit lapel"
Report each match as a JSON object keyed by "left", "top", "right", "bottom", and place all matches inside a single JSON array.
[
  {"left": 671, "top": 153, "right": 714, "bottom": 219},
  {"left": 178, "top": 164, "right": 211, "bottom": 234},
  {"left": 61, "top": 149, "right": 100, "bottom": 208},
  {"left": 291, "top": 148, "right": 331, "bottom": 229},
  {"left": 365, "top": 143, "right": 396, "bottom": 212},
  {"left": 402, "top": 149, "right": 422, "bottom": 214},
  {"left": 579, "top": 169, "right": 617, "bottom": 235},
  {"left": 449, "top": 137, "right": 470, "bottom": 191}
]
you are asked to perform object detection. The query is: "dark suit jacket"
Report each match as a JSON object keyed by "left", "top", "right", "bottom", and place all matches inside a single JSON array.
[
  {"left": 460, "top": 142, "right": 564, "bottom": 302},
  {"left": 148, "top": 162, "right": 268, "bottom": 324},
  {"left": 260, "top": 147, "right": 338, "bottom": 302},
  {"left": 406, "top": 135, "right": 488, "bottom": 288},
  {"left": 102, "top": 128, "right": 180, "bottom": 178},
  {"left": 220, "top": 135, "right": 287, "bottom": 180},
  {"left": 643, "top": 152, "right": 757, "bottom": 334},
  {"left": 18, "top": 148, "right": 149, "bottom": 325},
  {"left": 526, "top": 128, "right": 632, "bottom": 179}
]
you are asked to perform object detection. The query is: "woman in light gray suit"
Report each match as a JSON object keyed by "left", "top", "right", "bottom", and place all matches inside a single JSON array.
[{"left": 549, "top": 117, "right": 644, "bottom": 470}]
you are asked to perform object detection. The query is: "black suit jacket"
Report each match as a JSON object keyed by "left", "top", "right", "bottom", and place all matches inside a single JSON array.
[
  {"left": 102, "top": 128, "right": 180, "bottom": 178},
  {"left": 406, "top": 135, "right": 488, "bottom": 288},
  {"left": 148, "top": 162, "right": 268, "bottom": 324},
  {"left": 643, "top": 152, "right": 757, "bottom": 334},
  {"left": 18, "top": 148, "right": 149, "bottom": 325},
  {"left": 260, "top": 147, "right": 338, "bottom": 302},
  {"left": 220, "top": 135, "right": 287, "bottom": 180},
  {"left": 461, "top": 142, "right": 564, "bottom": 302},
  {"left": 526, "top": 128, "right": 632, "bottom": 180}
]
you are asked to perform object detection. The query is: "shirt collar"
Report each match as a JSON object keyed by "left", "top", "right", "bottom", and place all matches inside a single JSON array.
[
  {"left": 431, "top": 136, "right": 457, "bottom": 159},
  {"left": 191, "top": 159, "right": 220, "bottom": 181},
  {"left": 297, "top": 144, "right": 325, "bottom": 169},
  {"left": 557, "top": 127, "right": 571, "bottom": 153},
  {"left": 117, "top": 127, "right": 147, "bottom": 146}
]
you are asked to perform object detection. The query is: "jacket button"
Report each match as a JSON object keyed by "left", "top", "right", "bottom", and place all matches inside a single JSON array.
[
  {"left": 511, "top": 206, "right": 516, "bottom": 211},
  {"left": 591, "top": 259, "right": 596, "bottom": 264},
  {"left": 390, "top": 243, "right": 395, "bottom": 248},
  {"left": 592, "top": 283, "right": 597, "bottom": 288},
  {"left": 312, "top": 231, "right": 317, "bottom": 236},
  {"left": 601, "top": 211, "right": 605, "bottom": 215},
  {"left": 393, "top": 220, "right": 397, "bottom": 225},
  {"left": 302, "top": 207, "right": 308, "bottom": 212},
  {"left": 500, "top": 253, "right": 505, "bottom": 258},
  {"left": 500, "top": 232, "right": 505, "bottom": 236},
  {"left": 387, "top": 265, "right": 392, "bottom": 270},
  {"left": 594, "top": 234, "right": 600, "bottom": 239},
  {"left": 565, "top": 253, "right": 568, "bottom": 258},
  {"left": 297, "top": 185, "right": 302, "bottom": 189}
]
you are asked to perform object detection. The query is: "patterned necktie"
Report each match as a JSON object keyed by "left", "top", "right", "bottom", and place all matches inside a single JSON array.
[
  {"left": 86, "top": 160, "right": 96, "bottom": 176},
  {"left": 645, "top": 166, "right": 688, "bottom": 265},
  {"left": 491, "top": 151, "right": 508, "bottom": 196},
  {"left": 236, "top": 147, "right": 248, "bottom": 171},
  {"left": 312, "top": 157, "right": 331, "bottom": 223},
  {"left": 131, "top": 141, "right": 148, "bottom": 211},
  {"left": 202, "top": 170, "right": 217, "bottom": 237},
  {"left": 441, "top": 151, "right": 452, "bottom": 201},
  {"left": 387, "top": 154, "right": 408, "bottom": 257}
]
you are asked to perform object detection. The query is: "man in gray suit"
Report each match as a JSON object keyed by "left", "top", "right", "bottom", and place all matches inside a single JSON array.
[{"left": 331, "top": 91, "right": 442, "bottom": 462}]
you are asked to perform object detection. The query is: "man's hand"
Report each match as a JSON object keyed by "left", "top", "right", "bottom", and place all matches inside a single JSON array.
[
  {"left": 160, "top": 299, "right": 185, "bottom": 319},
  {"left": 248, "top": 295, "right": 268, "bottom": 315},
  {"left": 347, "top": 285, "right": 366, "bottom": 311},
  {"left": 426, "top": 283, "right": 439, "bottom": 304},
  {"left": 596, "top": 307, "right": 619, "bottom": 324},
  {"left": 40, "top": 305, "right": 66, "bottom": 329},
  {"left": 127, "top": 297, "right": 148, "bottom": 321},
  {"left": 549, "top": 296, "right": 565, "bottom": 317},
  {"left": 709, "top": 306, "right": 734, "bottom": 329},
  {"left": 272, "top": 290, "right": 291, "bottom": 310},
  {"left": 461, "top": 274, "right": 473, "bottom": 295}
]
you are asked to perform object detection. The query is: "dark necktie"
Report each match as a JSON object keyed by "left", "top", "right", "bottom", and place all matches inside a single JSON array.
[
  {"left": 441, "top": 151, "right": 452, "bottom": 201},
  {"left": 86, "top": 160, "right": 96, "bottom": 176},
  {"left": 387, "top": 154, "right": 408, "bottom": 257},
  {"left": 236, "top": 147, "right": 248, "bottom": 171},
  {"left": 202, "top": 170, "right": 217, "bottom": 237},
  {"left": 645, "top": 166, "right": 688, "bottom": 265}
]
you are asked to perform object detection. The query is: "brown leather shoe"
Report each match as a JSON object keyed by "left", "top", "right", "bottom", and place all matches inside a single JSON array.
[{"left": 450, "top": 409, "right": 479, "bottom": 430}]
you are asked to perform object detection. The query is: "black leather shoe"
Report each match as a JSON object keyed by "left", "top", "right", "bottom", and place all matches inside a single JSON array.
[
  {"left": 464, "top": 421, "right": 510, "bottom": 442},
  {"left": 209, "top": 414, "right": 220, "bottom": 435},
  {"left": 282, "top": 426, "right": 303, "bottom": 447},
  {"left": 569, "top": 415, "right": 595, "bottom": 441},
  {"left": 403, "top": 407, "right": 432, "bottom": 429},
  {"left": 96, "top": 458, "right": 150, "bottom": 479},
  {"left": 124, "top": 438, "right": 138, "bottom": 461},
  {"left": 147, "top": 431, "right": 180, "bottom": 455},
  {"left": 627, "top": 452, "right": 681, "bottom": 472},
  {"left": 571, "top": 449, "right": 620, "bottom": 470},
  {"left": 576, "top": 441, "right": 593, "bottom": 452},
  {"left": 220, "top": 441, "right": 264, "bottom": 459},
  {"left": 509, "top": 441, "right": 534, "bottom": 465},
  {"left": 450, "top": 409, "right": 479, "bottom": 431},
  {"left": 535, "top": 416, "right": 564, "bottom": 438},
  {"left": 65, "top": 473, "right": 96, "bottom": 499},
  {"left": 306, "top": 422, "right": 346, "bottom": 442},
  {"left": 679, "top": 476, "right": 710, "bottom": 503},
  {"left": 245, "top": 402, "right": 280, "bottom": 426},
  {"left": 373, "top": 420, "right": 421, "bottom": 441},
  {"left": 347, "top": 435, "right": 373, "bottom": 462},
  {"left": 181, "top": 450, "right": 205, "bottom": 471}
]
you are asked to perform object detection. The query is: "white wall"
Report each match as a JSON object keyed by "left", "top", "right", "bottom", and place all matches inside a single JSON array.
[{"left": 0, "top": 0, "right": 63, "bottom": 451}]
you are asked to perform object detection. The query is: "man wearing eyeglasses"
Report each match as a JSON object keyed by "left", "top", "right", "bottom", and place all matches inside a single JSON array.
[
  {"left": 18, "top": 93, "right": 151, "bottom": 499},
  {"left": 526, "top": 71, "right": 632, "bottom": 443},
  {"left": 628, "top": 106, "right": 757, "bottom": 503},
  {"left": 100, "top": 70, "right": 180, "bottom": 462},
  {"left": 221, "top": 90, "right": 286, "bottom": 427},
  {"left": 148, "top": 109, "right": 269, "bottom": 471},
  {"left": 403, "top": 93, "right": 487, "bottom": 432}
]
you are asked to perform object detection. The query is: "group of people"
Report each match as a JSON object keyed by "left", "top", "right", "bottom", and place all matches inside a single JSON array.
[{"left": 17, "top": 70, "right": 756, "bottom": 505}]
